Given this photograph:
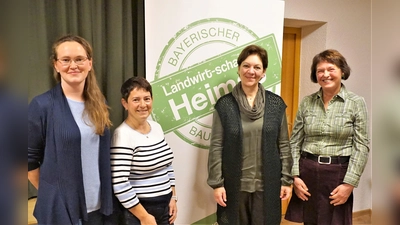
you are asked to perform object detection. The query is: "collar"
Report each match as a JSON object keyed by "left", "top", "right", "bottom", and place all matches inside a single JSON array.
[{"left": 316, "top": 83, "right": 347, "bottom": 102}]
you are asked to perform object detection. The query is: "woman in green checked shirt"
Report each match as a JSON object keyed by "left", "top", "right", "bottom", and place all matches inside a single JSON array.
[{"left": 284, "top": 49, "right": 370, "bottom": 225}]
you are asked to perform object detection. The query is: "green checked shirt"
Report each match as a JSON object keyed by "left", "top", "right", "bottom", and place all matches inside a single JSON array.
[{"left": 290, "top": 85, "right": 369, "bottom": 187}]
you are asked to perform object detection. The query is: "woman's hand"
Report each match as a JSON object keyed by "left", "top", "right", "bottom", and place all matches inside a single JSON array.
[
  {"left": 129, "top": 203, "right": 156, "bottom": 225},
  {"left": 168, "top": 198, "right": 177, "bottom": 224},
  {"left": 139, "top": 214, "right": 157, "bottom": 225},
  {"left": 213, "top": 187, "right": 227, "bottom": 207},
  {"left": 329, "top": 183, "right": 354, "bottom": 206},
  {"left": 28, "top": 168, "right": 40, "bottom": 189},
  {"left": 293, "top": 176, "right": 311, "bottom": 201},
  {"left": 280, "top": 185, "right": 292, "bottom": 201}
]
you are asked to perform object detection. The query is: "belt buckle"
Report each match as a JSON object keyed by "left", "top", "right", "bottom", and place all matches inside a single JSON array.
[{"left": 318, "top": 155, "right": 331, "bottom": 164}]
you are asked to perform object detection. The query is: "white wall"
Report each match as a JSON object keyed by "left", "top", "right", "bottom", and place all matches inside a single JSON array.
[{"left": 284, "top": 0, "right": 372, "bottom": 212}]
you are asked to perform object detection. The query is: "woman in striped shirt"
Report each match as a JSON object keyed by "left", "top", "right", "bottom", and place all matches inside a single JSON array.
[{"left": 111, "top": 77, "right": 178, "bottom": 225}]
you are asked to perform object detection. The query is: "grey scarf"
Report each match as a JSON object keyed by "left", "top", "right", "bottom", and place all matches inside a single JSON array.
[{"left": 232, "top": 82, "right": 265, "bottom": 120}]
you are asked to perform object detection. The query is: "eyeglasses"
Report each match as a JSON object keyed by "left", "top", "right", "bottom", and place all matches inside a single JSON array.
[
  {"left": 316, "top": 67, "right": 337, "bottom": 76},
  {"left": 57, "top": 56, "right": 88, "bottom": 66}
]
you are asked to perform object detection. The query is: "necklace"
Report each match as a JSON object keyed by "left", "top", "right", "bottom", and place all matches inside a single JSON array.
[
  {"left": 246, "top": 93, "right": 256, "bottom": 101},
  {"left": 138, "top": 131, "right": 149, "bottom": 138},
  {"left": 126, "top": 120, "right": 151, "bottom": 138}
]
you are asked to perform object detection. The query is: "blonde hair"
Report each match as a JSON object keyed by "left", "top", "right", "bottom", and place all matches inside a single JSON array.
[{"left": 51, "top": 34, "right": 112, "bottom": 135}]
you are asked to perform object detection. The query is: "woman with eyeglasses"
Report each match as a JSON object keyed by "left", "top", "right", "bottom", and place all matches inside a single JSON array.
[
  {"left": 28, "top": 34, "right": 119, "bottom": 225},
  {"left": 284, "top": 49, "right": 370, "bottom": 225}
]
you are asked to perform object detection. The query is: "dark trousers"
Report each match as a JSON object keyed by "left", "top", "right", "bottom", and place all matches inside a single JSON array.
[
  {"left": 80, "top": 209, "right": 121, "bottom": 225},
  {"left": 238, "top": 191, "right": 264, "bottom": 225},
  {"left": 122, "top": 193, "right": 172, "bottom": 225}
]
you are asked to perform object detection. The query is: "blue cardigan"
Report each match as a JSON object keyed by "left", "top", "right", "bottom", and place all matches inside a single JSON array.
[{"left": 28, "top": 84, "right": 114, "bottom": 224}]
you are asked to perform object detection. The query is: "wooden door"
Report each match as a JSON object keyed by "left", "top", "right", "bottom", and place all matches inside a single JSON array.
[{"left": 281, "top": 26, "right": 301, "bottom": 215}]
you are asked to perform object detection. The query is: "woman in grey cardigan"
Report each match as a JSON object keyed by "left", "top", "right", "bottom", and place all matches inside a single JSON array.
[{"left": 207, "top": 44, "right": 293, "bottom": 225}]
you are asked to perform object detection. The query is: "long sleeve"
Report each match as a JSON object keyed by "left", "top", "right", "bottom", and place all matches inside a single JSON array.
[
  {"left": 289, "top": 99, "right": 306, "bottom": 177},
  {"left": 111, "top": 130, "right": 140, "bottom": 208},
  {"left": 167, "top": 164, "right": 176, "bottom": 186},
  {"left": 289, "top": 88, "right": 370, "bottom": 187},
  {"left": 343, "top": 97, "right": 370, "bottom": 187},
  {"left": 279, "top": 113, "right": 293, "bottom": 186},
  {"left": 207, "top": 110, "right": 224, "bottom": 189},
  {"left": 111, "top": 122, "right": 175, "bottom": 209},
  {"left": 28, "top": 98, "right": 46, "bottom": 171}
]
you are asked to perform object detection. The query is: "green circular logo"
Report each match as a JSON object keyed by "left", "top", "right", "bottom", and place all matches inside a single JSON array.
[{"left": 151, "top": 18, "right": 281, "bottom": 149}]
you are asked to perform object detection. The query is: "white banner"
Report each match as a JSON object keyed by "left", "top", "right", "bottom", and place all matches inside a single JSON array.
[{"left": 145, "top": 1, "right": 285, "bottom": 223}]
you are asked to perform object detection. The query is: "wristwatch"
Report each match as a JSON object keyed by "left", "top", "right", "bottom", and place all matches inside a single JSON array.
[{"left": 171, "top": 195, "right": 178, "bottom": 202}]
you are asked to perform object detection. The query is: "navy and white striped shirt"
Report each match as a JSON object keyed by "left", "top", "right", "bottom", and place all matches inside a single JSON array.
[{"left": 111, "top": 120, "right": 175, "bottom": 209}]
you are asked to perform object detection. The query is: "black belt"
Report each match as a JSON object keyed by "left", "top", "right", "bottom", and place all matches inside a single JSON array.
[{"left": 301, "top": 152, "right": 350, "bottom": 164}]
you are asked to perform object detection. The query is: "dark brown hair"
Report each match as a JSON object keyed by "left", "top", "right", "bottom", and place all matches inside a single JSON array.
[
  {"left": 237, "top": 44, "right": 268, "bottom": 69},
  {"left": 121, "top": 76, "right": 153, "bottom": 101},
  {"left": 310, "top": 49, "right": 351, "bottom": 83}
]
